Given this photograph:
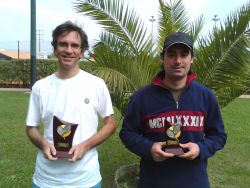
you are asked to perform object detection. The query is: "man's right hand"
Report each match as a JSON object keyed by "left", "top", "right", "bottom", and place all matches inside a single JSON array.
[
  {"left": 151, "top": 142, "right": 174, "bottom": 162},
  {"left": 26, "top": 126, "right": 58, "bottom": 161},
  {"left": 41, "top": 138, "right": 58, "bottom": 160}
]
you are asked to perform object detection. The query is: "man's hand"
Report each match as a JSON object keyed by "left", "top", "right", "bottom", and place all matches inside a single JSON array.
[
  {"left": 151, "top": 142, "right": 174, "bottom": 162},
  {"left": 179, "top": 142, "right": 200, "bottom": 160},
  {"left": 68, "top": 142, "right": 88, "bottom": 162},
  {"left": 26, "top": 126, "right": 58, "bottom": 160},
  {"left": 41, "top": 138, "right": 58, "bottom": 161},
  {"left": 68, "top": 115, "right": 116, "bottom": 162}
]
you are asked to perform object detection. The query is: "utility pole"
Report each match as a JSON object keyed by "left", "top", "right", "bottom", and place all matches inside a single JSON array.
[
  {"left": 212, "top": 15, "right": 219, "bottom": 30},
  {"left": 30, "top": 0, "right": 37, "bottom": 87},
  {"left": 37, "top": 29, "right": 43, "bottom": 53},
  {"left": 149, "top": 16, "right": 156, "bottom": 43},
  {"left": 18, "top": 40, "right": 20, "bottom": 59}
]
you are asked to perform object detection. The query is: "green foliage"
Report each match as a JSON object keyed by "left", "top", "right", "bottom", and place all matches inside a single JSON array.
[
  {"left": 194, "top": 4, "right": 250, "bottom": 107},
  {"left": 0, "top": 60, "right": 29, "bottom": 87},
  {"left": 0, "top": 92, "right": 249, "bottom": 188},
  {"left": 0, "top": 59, "right": 58, "bottom": 87},
  {"left": 74, "top": 0, "right": 250, "bottom": 115},
  {"left": 0, "top": 59, "right": 99, "bottom": 88}
]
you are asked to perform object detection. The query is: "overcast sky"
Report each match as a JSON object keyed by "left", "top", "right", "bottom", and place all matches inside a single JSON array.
[{"left": 0, "top": 0, "right": 248, "bottom": 53}]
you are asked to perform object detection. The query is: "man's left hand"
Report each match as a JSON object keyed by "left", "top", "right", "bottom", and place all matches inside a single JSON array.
[
  {"left": 68, "top": 142, "right": 88, "bottom": 162},
  {"left": 179, "top": 142, "right": 200, "bottom": 160}
]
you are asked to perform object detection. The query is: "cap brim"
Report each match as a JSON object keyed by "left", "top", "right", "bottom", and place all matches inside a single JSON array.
[{"left": 165, "top": 42, "right": 193, "bottom": 50}]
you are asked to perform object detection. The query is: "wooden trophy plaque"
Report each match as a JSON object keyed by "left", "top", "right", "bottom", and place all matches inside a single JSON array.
[{"left": 53, "top": 116, "right": 78, "bottom": 158}]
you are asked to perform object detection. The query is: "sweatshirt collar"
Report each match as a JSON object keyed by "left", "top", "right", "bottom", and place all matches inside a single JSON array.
[{"left": 152, "top": 70, "right": 197, "bottom": 88}]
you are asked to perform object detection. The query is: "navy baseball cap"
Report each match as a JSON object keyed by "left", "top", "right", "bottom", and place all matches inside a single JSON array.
[{"left": 163, "top": 32, "right": 193, "bottom": 51}]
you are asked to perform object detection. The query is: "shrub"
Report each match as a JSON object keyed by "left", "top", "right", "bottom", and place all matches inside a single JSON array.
[{"left": 0, "top": 59, "right": 58, "bottom": 87}]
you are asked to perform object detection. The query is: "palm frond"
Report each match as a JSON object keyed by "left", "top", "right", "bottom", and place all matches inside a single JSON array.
[
  {"left": 157, "top": 0, "right": 190, "bottom": 49},
  {"left": 193, "top": 2, "right": 250, "bottom": 106},
  {"left": 74, "top": 0, "right": 149, "bottom": 53},
  {"left": 189, "top": 15, "right": 205, "bottom": 41},
  {"left": 76, "top": 0, "right": 250, "bottom": 114},
  {"left": 195, "top": 3, "right": 250, "bottom": 84},
  {"left": 85, "top": 31, "right": 157, "bottom": 92}
]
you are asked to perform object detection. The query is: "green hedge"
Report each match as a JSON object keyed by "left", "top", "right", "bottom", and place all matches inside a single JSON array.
[
  {"left": 0, "top": 59, "right": 91, "bottom": 88},
  {"left": 0, "top": 59, "right": 58, "bottom": 87}
]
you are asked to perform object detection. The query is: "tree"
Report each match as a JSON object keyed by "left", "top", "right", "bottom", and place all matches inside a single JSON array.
[{"left": 75, "top": 0, "right": 250, "bottom": 115}]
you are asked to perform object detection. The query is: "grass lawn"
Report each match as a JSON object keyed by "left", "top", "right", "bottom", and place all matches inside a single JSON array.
[{"left": 0, "top": 91, "right": 249, "bottom": 188}]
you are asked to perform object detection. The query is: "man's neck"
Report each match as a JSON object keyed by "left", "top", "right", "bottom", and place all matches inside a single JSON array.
[
  {"left": 56, "top": 67, "right": 80, "bottom": 79},
  {"left": 163, "top": 76, "right": 187, "bottom": 90}
]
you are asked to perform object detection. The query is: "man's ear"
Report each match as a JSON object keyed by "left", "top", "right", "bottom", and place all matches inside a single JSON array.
[
  {"left": 81, "top": 50, "right": 84, "bottom": 57},
  {"left": 54, "top": 50, "right": 58, "bottom": 57},
  {"left": 160, "top": 52, "right": 164, "bottom": 62},
  {"left": 191, "top": 57, "right": 194, "bottom": 64}
]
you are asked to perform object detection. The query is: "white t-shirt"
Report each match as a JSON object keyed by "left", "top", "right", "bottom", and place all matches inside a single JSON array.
[{"left": 26, "top": 70, "right": 114, "bottom": 188}]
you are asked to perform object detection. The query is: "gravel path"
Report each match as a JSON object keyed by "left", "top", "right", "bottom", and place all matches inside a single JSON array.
[{"left": 0, "top": 88, "right": 30, "bottom": 92}]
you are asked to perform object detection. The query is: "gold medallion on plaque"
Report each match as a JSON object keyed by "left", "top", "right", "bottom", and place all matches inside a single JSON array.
[{"left": 164, "top": 122, "right": 184, "bottom": 156}]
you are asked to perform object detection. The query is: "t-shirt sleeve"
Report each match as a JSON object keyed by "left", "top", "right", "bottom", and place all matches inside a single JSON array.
[
  {"left": 26, "top": 84, "right": 41, "bottom": 126},
  {"left": 96, "top": 79, "right": 114, "bottom": 118}
]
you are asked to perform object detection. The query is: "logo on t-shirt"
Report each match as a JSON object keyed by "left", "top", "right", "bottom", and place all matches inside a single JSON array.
[{"left": 84, "top": 98, "right": 89, "bottom": 104}]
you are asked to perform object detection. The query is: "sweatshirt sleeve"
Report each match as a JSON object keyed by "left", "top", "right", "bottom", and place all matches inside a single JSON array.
[
  {"left": 119, "top": 94, "right": 154, "bottom": 160},
  {"left": 197, "top": 92, "right": 227, "bottom": 160}
]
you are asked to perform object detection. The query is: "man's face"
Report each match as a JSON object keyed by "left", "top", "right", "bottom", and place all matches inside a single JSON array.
[
  {"left": 54, "top": 31, "right": 83, "bottom": 70},
  {"left": 162, "top": 44, "right": 193, "bottom": 81}
]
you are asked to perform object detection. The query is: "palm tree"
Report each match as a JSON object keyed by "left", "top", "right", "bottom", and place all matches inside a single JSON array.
[{"left": 75, "top": 0, "right": 250, "bottom": 115}]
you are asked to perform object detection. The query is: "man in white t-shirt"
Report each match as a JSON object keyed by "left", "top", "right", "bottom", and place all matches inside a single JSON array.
[{"left": 26, "top": 21, "right": 116, "bottom": 188}]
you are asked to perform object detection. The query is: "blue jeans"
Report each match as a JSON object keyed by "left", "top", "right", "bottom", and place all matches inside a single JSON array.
[
  {"left": 32, "top": 182, "right": 40, "bottom": 188},
  {"left": 32, "top": 181, "right": 102, "bottom": 188}
]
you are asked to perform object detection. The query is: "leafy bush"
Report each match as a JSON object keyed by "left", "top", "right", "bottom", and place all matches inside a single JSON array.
[{"left": 0, "top": 59, "right": 58, "bottom": 87}]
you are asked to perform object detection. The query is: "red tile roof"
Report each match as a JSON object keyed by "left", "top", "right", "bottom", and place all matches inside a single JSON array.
[{"left": 0, "top": 50, "right": 30, "bottom": 59}]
